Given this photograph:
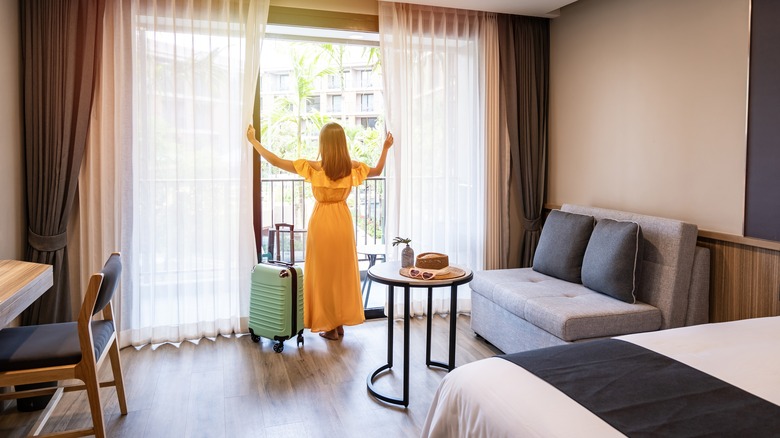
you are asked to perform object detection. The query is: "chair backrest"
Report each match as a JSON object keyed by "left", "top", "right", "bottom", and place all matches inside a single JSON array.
[{"left": 93, "top": 253, "right": 121, "bottom": 316}]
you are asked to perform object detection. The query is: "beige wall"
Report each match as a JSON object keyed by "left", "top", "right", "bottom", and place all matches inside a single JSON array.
[
  {"left": 548, "top": 0, "right": 750, "bottom": 235},
  {"left": 0, "top": 0, "right": 25, "bottom": 259}
]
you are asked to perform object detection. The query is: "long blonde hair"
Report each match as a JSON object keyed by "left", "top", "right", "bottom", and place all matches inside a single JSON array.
[{"left": 319, "top": 122, "right": 352, "bottom": 181}]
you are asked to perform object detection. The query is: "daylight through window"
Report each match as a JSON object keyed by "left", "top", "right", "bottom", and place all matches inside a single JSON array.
[{"left": 257, "top": 37, "right": 386, "bottom": 280}]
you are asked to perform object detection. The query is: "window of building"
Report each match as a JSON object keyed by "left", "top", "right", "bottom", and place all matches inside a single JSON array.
[
  {"left": 358, "top": 69, "right": 373, "bottom": 88},
  {"left": 330, "top": 94, "right": 343, "bottom": 112},
  {"left": 357, "top": 117, "right": 378, "bottom": 129},
  {"left": 308, "top": 95, "right": 321, "bottom": 112},
  {"left": 327, "top": 73, "right": 343, "bottom": 90},
  {"left": 359, "top": 93, "right": 374, "bottom": 112},
  {"left": 266, "top": 73, "right": 290, "bottom": 91}
]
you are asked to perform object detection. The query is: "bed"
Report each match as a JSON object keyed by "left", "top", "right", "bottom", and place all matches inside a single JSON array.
[{"left": 422, "top": 316, "right": 780, "bottom": 437}]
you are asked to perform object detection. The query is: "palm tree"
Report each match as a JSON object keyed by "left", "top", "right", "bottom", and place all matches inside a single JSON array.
[
  {"left": 320, "top": 43, "right": 347, "bottom": 92},
  {"left": 259, "top": 97, "right": 298, "bottom": 174},
  {"left": 288, "top": 45, "right": 335, "bottom": 157},
  {"left": 343, "top": 123, "right": 383, "bottom": 164},
  {"left": 258, "top": 39, "right": 387, "bottom": 242},
  {"left": 364, "top": 46, "right": 382, "bottom": 73}
]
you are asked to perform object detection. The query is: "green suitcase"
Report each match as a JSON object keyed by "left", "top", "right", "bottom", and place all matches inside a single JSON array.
[{"left": 248, "top": 260, "right": 304, "bottom": 353}]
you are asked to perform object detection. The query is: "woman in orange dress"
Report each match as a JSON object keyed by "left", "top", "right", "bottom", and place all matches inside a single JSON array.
[{"left": 247, "top": 122, "right": 393, "bottom": 340}]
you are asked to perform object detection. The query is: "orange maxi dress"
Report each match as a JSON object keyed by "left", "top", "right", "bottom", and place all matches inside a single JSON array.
[{"left": 293, "top": 159, "right": 368, "bottom": 332}]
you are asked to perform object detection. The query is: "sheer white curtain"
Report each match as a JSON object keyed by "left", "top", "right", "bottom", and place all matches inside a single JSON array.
[
  {"left": 77, "top": 0, "right": 268, "bottom": 347},
  {"left": 73, "top": 0, "right": 133, "bottom": 320},
  {"left": 379, "top": 2, "right": 496, "bottom": 316}
]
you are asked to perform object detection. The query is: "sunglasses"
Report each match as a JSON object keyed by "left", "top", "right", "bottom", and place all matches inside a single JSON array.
[{"left": 409, "top": 268, "right": 436, "bottom": 280}]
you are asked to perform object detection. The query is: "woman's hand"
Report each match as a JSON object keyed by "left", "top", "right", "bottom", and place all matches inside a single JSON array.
[
  {"left": 247, "top": 124, "right": 258, "bottom": 144},
  {"left": 383, "top": 132, "right": 394, "bottom": 150}
]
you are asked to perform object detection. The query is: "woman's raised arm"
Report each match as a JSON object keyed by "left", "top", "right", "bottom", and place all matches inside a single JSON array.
[
  {"left": 368, "top": 132, "right": 393, "bottom": 177},
  {"left": 246, "top": 124, "right": 296, "bottom": 174}
]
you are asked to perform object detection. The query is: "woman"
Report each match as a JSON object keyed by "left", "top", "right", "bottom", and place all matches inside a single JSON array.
[{"left": 247, "top": 122, "right": 393, "bottom": 340}]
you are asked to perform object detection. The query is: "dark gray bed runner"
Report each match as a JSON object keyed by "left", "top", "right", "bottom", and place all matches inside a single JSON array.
[{"left": 500, "top": 339, "right": 780, "bottom": 437}]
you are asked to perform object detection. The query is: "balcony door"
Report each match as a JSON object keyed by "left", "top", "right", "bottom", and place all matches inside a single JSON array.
[{"left": 252, "top": 23, "right": 388, "bottom": 316}]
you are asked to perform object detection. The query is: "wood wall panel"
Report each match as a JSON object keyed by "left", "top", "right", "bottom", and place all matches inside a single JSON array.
[{"left": 697, "top": 237, "right": 780, "bottom": 322}]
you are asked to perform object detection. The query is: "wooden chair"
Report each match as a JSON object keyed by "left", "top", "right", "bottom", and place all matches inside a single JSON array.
[{"left": 0, "top": 252, "right": 128, "bottom": 437}]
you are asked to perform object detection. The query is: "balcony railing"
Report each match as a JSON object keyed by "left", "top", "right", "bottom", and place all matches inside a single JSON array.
[{"left": 260, "top": 175, "right": 386, "bottom": 262}]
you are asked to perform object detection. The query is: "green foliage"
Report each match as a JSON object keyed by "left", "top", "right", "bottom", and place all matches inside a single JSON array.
[
  {"left": 259, "top": 39, "right": 387, "bottom": 242},
  {"left": 259, "top": 41, "right": 385, "bottom": 177},
  {"left": 343, "top": 123, "right": 384, "bottom": 165},
  {"left": 364, "top": 46, "right": 382, "bottom": 73},
  {"left": 357, "top": 216, "right": 383, "bottom": 240},
  {"left": 392, "top": 237, "right": 412, "bottom": 246}
]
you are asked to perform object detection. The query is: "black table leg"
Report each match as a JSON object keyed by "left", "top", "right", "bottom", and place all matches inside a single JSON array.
[
  {"left": 387, "top": 284, "right": 394, "bottom": 367},
  {"left": 426, "top": 286, "right": 433, "bottom": 366},
  {"left": 402, "top": 285, "right": 410, "bottom": 406},
  {"left": 448, "top": 283, "right": 458, "bottom": 371},
  {"left": 426, "top": 284, "right": 458, "bottom": 371},
  {"left": 366, "top": 284, "right": 410, "bottom": 407}
]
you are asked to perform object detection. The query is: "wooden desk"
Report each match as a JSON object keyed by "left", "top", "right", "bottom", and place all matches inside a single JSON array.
[{"left": 0, "top": 260, "right": 53, "bottom": 327}]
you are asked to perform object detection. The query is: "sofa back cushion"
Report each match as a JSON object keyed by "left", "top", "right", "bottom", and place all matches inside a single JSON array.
[
  {"left": 581, "top": 219, "right": 644, "bottom": 304},
  {"left": 561, "top": 204, "right": 698, "bottom": 329},
  {"left": 532, "top": 210, "right": 595, "bottom": 283}
]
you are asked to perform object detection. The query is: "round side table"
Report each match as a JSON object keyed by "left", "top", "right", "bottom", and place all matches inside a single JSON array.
[{"left": 365, "top": 261, "right": 473, "bottom": 407}]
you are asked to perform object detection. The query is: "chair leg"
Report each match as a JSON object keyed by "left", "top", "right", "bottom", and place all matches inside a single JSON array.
[
  {"left": 28, "top": 387, "right": 64, "bottom": 436},
  {"left": 108, "top": 340, "right": 128, "bottom": 415},
  {"left": 82, "top": 365, "right": 106, "bottom": 438}
]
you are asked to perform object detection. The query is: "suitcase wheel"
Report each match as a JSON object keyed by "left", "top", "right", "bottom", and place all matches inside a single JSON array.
[
  {"left": 249, "top": 328, "right": 260, "bottom": 343},
  {"left": 297, "top": 334, "right": 304, "bottom": 347},
  {"left": 273, "top": 342, "right": 284, "bottom": 353}
]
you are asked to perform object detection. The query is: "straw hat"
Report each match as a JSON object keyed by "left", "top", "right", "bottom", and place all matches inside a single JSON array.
[{"left": 415, "top": 252, "right": 449, "bottom": 270}]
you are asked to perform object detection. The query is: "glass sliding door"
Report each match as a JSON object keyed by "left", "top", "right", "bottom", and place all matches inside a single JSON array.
[{"left": 254, "top": 27, "right": 387, "bottom": 317}]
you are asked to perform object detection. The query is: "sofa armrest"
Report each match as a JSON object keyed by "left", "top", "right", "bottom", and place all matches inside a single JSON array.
[{"left": 685, "top": 246, "right": 710, "bottom": 326}]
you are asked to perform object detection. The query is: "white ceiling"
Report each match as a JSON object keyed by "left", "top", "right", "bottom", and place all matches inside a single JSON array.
[{"left": 393, "top": 0, "right": 579, "bottom": 18}]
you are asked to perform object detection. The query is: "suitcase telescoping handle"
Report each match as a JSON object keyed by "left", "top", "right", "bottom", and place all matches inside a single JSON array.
[{"left": 273, "top": 222, "right": 295, "bottom": 264}]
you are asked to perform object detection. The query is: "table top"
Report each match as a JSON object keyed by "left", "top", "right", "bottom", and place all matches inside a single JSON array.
[
  {"left": 368, "top": 261, "right": 473, "bottom": 287},
  {"left": 0, "top": 260, "right": 53, "bottom": 327}
]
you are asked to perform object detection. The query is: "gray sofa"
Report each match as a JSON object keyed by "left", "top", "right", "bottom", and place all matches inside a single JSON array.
[{"left": 471, "top": 204, "right": 710, "bottom": 354}]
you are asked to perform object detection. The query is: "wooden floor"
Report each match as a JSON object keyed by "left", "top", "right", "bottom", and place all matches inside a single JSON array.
[{"left": 0, "top": 315, "right": 500, "bottom": 437}]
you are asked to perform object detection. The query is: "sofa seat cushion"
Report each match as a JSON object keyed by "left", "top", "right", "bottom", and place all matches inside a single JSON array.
[{"left": 471, "top": 268, "right": 662, "bottom": 342}]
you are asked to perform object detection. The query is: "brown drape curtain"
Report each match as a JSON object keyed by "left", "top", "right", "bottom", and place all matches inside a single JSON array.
[
  {"left": 498, "top": 15, "right": 549, "bottom": 268},
  {"left": 20, "top": 0, "right": 106, "bottom": 324}
]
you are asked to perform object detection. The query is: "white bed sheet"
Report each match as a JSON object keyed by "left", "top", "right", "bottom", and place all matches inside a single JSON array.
[{"left": 422, "top": 316, "right": 780, "bottom": 438}]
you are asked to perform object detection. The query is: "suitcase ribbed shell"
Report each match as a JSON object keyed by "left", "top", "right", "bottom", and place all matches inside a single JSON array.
[{"left": 248, "top": 263, "right": 304, "bottom": 341}]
